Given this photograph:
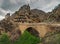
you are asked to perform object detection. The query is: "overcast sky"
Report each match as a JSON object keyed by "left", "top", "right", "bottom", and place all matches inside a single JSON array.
[{"left": 0, "top": 0, "right": 60, "bottom": 20}]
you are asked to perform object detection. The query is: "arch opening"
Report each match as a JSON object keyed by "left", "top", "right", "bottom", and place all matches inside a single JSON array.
[{"left": 25, "top": 27, "right": 39, "bottom": 37}]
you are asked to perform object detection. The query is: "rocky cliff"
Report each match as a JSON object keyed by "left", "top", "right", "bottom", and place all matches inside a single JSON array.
[
  {"left": 10, "top": 4, "right": 47, "bottom": 23},
  {"left": 0, "top": 4, "right": 60, "bottom": 41},
  {"left": 46, "top": 4, "right": 60, "bottom": 23}
]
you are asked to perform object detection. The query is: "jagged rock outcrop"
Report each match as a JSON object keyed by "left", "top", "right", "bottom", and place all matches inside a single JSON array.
[
  {"left": 46, "top": 4, "right": 60, "bottom": 23},
  {"left": 30, "top": 9, "right": 47, "bottom": 22},
  {"left": 0, "top": 19, "right": 21, "bottom": 41},
  {"left": 10, "top": 4, "right": 47, "bottom": 23},
  {"left": 52, "top": 4, "right": 60, "bottom": 15}
]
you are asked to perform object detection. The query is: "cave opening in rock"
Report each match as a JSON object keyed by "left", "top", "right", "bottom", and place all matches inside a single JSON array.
[{"left": 25, "top": 27, "right": 39, "bottom": 37}]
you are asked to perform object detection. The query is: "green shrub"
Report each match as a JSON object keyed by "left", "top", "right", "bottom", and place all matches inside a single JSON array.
[
  {"left": 14, "top": 31, "right": 41, "bottom": 44},
  {"left": 0, "top": 34, "right": 11, "bottom": 44},
  {"left": 0, "top": 31, "right": 41, "bottom": 44}
]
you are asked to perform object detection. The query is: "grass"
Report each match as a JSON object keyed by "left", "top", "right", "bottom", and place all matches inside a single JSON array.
[
  {"left": 0, "top": 31, "right": 41, "bottom": 44},
  {"left": 14, "top": 31, "right": 40, "bottom": 44},
  {"left": 0, "top": 33, "right": 11, "bottom": 44}
]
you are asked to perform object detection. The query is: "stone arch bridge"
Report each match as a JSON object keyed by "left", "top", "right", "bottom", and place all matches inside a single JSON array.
[{"left": 18, "top": 23, "right": 60, "bottom": 37}]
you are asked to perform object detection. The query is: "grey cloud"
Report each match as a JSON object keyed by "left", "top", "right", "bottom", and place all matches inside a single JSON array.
[
  {"left": 1, "top": 0, "right": 18, "bottom": 11},
  {"left": 1, "top": 0, "right": 60, "bottom": 12},
  {"left": 0, "top": 0, "right": 3, "bottom": 6},
  {"left": 0, "top": 0, "right": 43, "bottom": 12},
  {"left": 0, "top": 11, "right": 4, "bottom": 16},
  {"left": 0, "top": 15, "right": 5, "bottom": 20},
  {"left": 1, "top": 0, "right": 29, "bottom": 12},
  {"left": 0, "top": 8, "right": 5, "bottom": 16}
]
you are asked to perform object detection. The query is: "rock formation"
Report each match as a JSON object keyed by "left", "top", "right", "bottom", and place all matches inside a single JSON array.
[
  {"left": 0, "top": 4, "right": 60, "bottom": 41},
  {"left": 46, "top": 4, "right": 60, "bottom": 23},
  {"left": 10, "top": 4, "right": 47, "bottom": 23}
]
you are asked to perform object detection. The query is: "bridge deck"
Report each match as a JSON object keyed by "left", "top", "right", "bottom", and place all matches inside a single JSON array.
[{"left": 19, "top": 23, "right": 60, "bottom": 26}]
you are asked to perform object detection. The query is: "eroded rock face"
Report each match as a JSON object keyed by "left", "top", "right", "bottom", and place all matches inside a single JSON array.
[
  {"left": 10, "top": 4, "right": 47, "bottom": 23},
  {"left": 46, "top": 4, "right": 60, "bottom": 23},
  {"left": 0, "top": 19, "right": 21, "bottom": 41}
]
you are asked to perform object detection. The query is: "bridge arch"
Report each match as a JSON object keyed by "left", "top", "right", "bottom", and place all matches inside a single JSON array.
[{"left": 25, "top": 27, "right": 39, "bottom": 37}]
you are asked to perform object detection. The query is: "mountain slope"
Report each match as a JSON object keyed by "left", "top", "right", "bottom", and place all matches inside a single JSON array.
[
  {"left": 46, "top": 4, "right": 60, "bottom": 23},
  {"left": 10, "top": 5, "right": 47, "bottom": 23}
]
